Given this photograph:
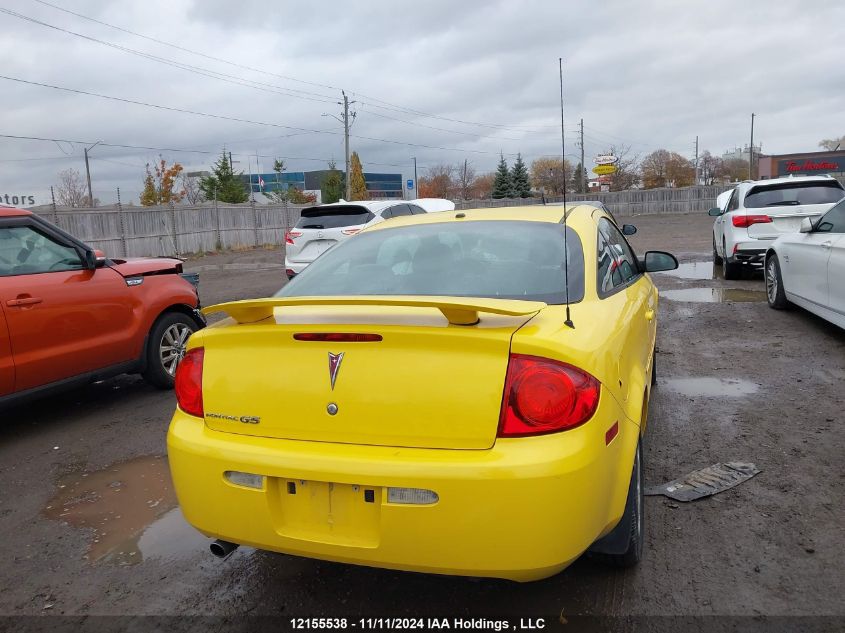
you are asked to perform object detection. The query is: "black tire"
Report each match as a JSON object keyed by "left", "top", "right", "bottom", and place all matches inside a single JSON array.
[
  {"left": 650, "top": 350, "right": 657, "bottom": 387},
  {"left": 722, "top": 240, "right": 742, "bottom": 280},
  {"left": 712, "top": 235, "right": 723, "bottom": 265},
  {"left": 765, "top": 254, "right": 790, "bottom": 310},
  {"left": 589, "top": 440, "right": 644, "bottom": 567},
  {"left": 142, "top": 312, "right": 199, "bottom": 389}
]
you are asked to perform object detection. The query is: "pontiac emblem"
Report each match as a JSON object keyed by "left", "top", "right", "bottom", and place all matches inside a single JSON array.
[{"left": 328, "top": 352, "right": 344, "bottom": 390}]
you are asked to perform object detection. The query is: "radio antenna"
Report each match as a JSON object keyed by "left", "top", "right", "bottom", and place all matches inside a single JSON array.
[{"left": 560, "top": 57, "right": 574, "bottom": 329}]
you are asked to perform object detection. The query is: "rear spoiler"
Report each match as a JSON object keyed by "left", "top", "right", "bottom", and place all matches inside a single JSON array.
[{"left": 202, "top": 296, "right": 546, "bottom": 326}]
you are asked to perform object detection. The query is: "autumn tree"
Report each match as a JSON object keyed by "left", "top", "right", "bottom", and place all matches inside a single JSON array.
[
  {"left": 55, "top": 168, "right": 90, "bottom": 207},
  {"left": 492, "top": 154, "right": 514, "bottom": 199},
  {"left": 698, "top": 150, "right": 722, "bottom": 186},
  {"left": 720, "top": 158, "right": 749, "bottom": 183},
  {"left": 140, "top": 157, "right": 186, "bottom": 206},
  {"left": 349, "top": 151, "right": 369, "bottom": 201},
  {"left": 529, "top": 157, "right": 571, "bottom": 195},
  {"left": 418, "top": 164, "right": 455, "bottom": 198},
  {"left": 470, "top": 172, "right": 495, "bottom": 199},
  {"left": 321, "top": 160, "right": 344, "bottom": 204},
  {"left": 199, "top": 150, "right": 248, "bottom": 203},
  {"left": 510, "top": 154, "right": 531, "bottom": 198},
  {"left": 819, "top": 136, "right": 845, "bottom": 151}
]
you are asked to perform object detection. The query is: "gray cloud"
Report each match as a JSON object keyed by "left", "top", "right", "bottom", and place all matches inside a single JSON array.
[{"left": 2, "top": 0, "right": 844, "bottom": 205}]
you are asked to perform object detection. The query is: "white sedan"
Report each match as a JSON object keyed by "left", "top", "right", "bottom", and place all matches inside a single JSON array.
[{"left": 764, "top": 197, "right": 845, "bottom": 329}]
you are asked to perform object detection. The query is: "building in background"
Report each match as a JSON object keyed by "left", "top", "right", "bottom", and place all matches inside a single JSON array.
[
  {"left": 238, "top": 170, "right": 403, "bottom": 200},
  {"left": 722, "top": 144, "right": 762, "bottom": 165},
  {"left": 756, "top": 150, "right": 845, "bottom": 180}
]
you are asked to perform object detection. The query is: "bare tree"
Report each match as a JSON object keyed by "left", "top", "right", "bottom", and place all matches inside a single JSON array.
[
  {"left": 55, "top": 168, "right": 90, "bottom": 207},
  {"left": 606, "top": 145, "right": 640, "bottom": 191},
  {"left": 418, "top": 164, "right": 455, "bottom": 198},
  {"left": 456, "top": 160, "right": 476, "bottom": 200},
  {"left": 819, "top": 136, "right": 845, "bottom": 151},
  {"left": 180, "top": 174, "right": 205, "bottom": 205}
]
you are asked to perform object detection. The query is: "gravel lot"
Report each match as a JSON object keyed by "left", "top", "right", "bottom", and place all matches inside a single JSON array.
[{"left": 1, "top": 211, "right": 842, "bottom": 630}]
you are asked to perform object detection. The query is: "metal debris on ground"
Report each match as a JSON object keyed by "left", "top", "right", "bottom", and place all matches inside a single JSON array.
[{"left": 644, "top": 462, "right": 760, "bottom": 502}]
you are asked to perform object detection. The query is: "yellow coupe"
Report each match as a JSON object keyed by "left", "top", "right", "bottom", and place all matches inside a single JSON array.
[{"left": 167, "top": 204, "right": 677, "bottom": 581}]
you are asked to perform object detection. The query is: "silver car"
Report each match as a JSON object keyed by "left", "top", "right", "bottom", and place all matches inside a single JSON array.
[{"left": 284, "top": 199, "right": 451, "bottom": 278}]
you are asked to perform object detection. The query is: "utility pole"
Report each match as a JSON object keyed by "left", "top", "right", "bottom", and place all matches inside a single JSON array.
[
  {"left": 412, "top": 156, "right": 418, "bottom": 200},
  {"left": 579, "top": 118, "right": 585, "bottom": 194},
  {"left": 694, "top": 135, "right": 699, "bottom": 185},
  {"left": 342, "top": 91, "right": 356, "bottom": 200},
  {"left": 749, "top": 113, "right": 755, "bottom": 180},
  {"left": 83, "top": 140, "right": 101, "bottom": 207}
]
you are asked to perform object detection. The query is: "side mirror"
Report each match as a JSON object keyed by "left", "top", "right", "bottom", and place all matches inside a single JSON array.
[
  {"left": 708, "top": 207, "right": 723, "bottom": 217},
  {"left": 799, "top": 217, "right": 814, "bottom": 233},
  {"left": 621, "top": 224, "right": 637, "bottom": 236},
  {"left": 83, "top": 249, "right": 97, "bottom": 270},
  {"left": 93, "top": 249, "right": 107, "bottom": 267},
  {"left": 643, "top": 251, "right": 678, "bottom": 273}
]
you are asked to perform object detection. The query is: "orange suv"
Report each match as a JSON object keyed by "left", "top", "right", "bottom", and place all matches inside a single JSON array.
[{"left": 0, "top": 207, "right": 205, "bottom": 406}]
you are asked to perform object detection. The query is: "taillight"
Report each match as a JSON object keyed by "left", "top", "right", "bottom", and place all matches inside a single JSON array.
[
  {"left": 175, "top": 347, "right": 204, "bottom": 418},
  {"left": 498, "top": 354, "right": 600, "bottom": 437},
  {"left": 285, "top": 230, "right": 302, "bottom": 245},
  {"left": 341, "top": 228, "right": 361, "bottom": 236},
  {"left": 732, "top": 214, "right": 772, "bottom": 228}
]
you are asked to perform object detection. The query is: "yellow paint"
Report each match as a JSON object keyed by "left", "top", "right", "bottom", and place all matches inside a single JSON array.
[{"left": 168, "top": 204, "right": 659, "bottom": 581}]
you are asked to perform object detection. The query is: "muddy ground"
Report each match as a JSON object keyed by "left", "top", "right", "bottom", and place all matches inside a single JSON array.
[{"left": 0, "top": 212, "right": 843, "bottom": 630}]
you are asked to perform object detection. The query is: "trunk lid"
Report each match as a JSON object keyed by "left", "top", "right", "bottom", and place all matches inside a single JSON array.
[
  {"left": 199, "top": 297, "right": 543, "bottom": 449},
  {"left": 744, "top": 181, "right": 844, "bottom": 239}
]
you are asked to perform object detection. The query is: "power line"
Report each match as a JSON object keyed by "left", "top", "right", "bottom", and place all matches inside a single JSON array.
[
  {"left": 28, "top": 0, "right": 556, "bottom": 135},
  {"left": 0, "top": 7, "right": 339, "bottom": 105},
  {"left": 360, "top": 107, "right": 523, "bottom": 142},
  {"left": 0, "top": 133, "right": 413, "bottom": 168},
  {"left": 0, "top": 75, "right": 521, "bottom": 156}
]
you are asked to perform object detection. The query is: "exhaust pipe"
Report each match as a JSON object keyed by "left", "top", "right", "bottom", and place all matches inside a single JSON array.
[{"left": 210, "top": 539, "right": 239, "bottom": 558}]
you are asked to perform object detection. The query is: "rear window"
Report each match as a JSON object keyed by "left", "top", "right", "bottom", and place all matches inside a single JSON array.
[
  {"left": 277, "top": 220, "right": 585, "bottom": 304},
  {"left": 744, "top": 181, "right": 844, "bottom": 208},
  {"left": 295, "top": 205, "right": 375, "bottom": 229}
]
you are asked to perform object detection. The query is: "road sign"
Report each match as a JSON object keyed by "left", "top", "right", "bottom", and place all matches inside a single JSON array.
[
  {"left": 594, "top": 154, "right": 619, "bottom": 165},
  {"left": 593, "top": 164, "right": 618, "bottom": 175},
  {"left": 407, "top": 179, "right": 414, "bottom": 190}
]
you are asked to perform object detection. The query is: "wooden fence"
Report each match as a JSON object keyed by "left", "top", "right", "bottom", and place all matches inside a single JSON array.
[{"left": 33, "top": 184, "right": 732, "bottom": 258}]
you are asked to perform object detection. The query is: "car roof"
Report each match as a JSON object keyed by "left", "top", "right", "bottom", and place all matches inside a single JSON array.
[
  {"left": 365, "top": 204, "right": 599, "bottom": 231},
  {"left": 315, "top": 199, "right": 405, "bottom": 213},
  {"left": 735, "top": 174, "right": 842, "bottom": 193},
  {"left": 0, "top": 206, "right": 31, "bottom": 217}
]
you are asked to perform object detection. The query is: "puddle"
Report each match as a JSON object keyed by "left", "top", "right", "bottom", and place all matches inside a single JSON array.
[
  {"left": 656, "top": 260, "right": 716, "bottom": 280},
  {"left": 662, "top": 377, "right": 759, "bottom": 398},
  {"left": 43, "top": 455, "right": 204, "bottom": 564},
  {"left": 662, "top": 287, "right": 766, "bottom": 303}
]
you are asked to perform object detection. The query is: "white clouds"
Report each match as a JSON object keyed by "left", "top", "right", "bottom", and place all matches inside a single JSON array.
[{"left": 2, "top": 0, "right": 844, "bottom": 204}]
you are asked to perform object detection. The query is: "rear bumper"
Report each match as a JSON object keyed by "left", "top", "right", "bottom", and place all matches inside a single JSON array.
[
  {"left": 167, "top": 396, "right": 638, "bottom": 582},
  {"left": 730, "top": 241, "right": 770, "bottom": 266},
  {"left": 283, "top": 259, "right": 309, "bottom": 277}
]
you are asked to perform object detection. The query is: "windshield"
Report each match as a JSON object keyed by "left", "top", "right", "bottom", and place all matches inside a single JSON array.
[
  {"left": 295, "top": 205, "right": 375, "bottom": 229},
  {"left": 744, "top": 182, "right": 844, "bottom": 208},
  {"left": 276, "top": 220, "right": 585, "bottom": 304}
]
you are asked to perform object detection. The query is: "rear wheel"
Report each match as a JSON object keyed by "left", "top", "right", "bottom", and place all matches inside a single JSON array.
[
  {"left": 712, "top": 235, "right": 723, "bottom": 265},
  {"left": 589, "top": 440, "right": 644, "bottom": 567},
  {"left": 765, "top": 254, "right": 790, "bottom": 310},
  {"left": 142, "top": 312, "right": 200, "bottom": 389},
  {"left": 722, "top": 239, "right": 742, "bottom": 280}
]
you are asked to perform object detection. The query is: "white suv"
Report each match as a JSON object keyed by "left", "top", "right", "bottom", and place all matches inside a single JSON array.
[
  {"left": 709, "top": 175, "right": 845, "bottom": 279},
  {"left": 284, "top": 199, "right": 453, "bottom": 278}
]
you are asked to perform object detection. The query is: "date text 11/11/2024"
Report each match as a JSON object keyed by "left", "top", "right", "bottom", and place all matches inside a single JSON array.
[{"left": 290, "top": 618, "right": 547, "bottom": 630}]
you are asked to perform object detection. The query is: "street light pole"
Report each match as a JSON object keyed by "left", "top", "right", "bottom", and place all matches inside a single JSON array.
[
  {"left": 412, "top": 156, "right": 418, "bottom": 200},
  {"left": 83, "top": 140, "right": 101, "bottom": 206},
  {"left": 749, "top": 113, "right": 755, "bottom": 180}
]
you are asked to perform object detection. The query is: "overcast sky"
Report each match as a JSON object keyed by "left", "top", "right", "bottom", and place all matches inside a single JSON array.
[{"left": 2, "top": 0, "right": 845, "bottom": 205}]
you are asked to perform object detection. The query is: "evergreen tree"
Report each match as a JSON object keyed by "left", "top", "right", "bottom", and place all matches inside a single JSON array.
[
  {"left": 349, "top": 151, "right": 369, "bottom": 201},
  {"left": 321, "top": 160, "right": 345, "bottom": 204},
  {"left": 492, "top": 154, "right": 513, "bottom": 199},
  {"left": 510, "top": 153, "right": 531, "bottom": 197},
  {"left": 571, "top": 162, "right": 588, "bottom": 193},
  {"left": 199, "top": 150, "right": 248, "bottom": 203}
]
